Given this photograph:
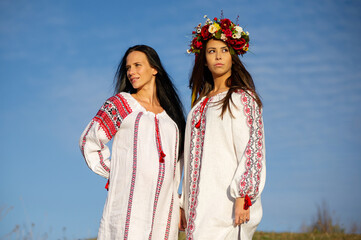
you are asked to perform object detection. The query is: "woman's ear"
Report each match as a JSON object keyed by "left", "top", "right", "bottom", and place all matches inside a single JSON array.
[{"left": 152, "top": 68, "right": 158, "bottom": 76}]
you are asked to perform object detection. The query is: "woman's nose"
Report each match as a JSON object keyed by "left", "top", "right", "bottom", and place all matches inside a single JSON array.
[
  {"left": 128, "top": 67, "right": 135, "bottom": 76},
  {"left": 215, "top": 50, "right": 222, "bottom": 60}
]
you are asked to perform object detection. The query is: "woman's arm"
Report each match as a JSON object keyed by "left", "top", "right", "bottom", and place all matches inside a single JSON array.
[
  {"left": 79, "top": 119, "right": 111, "bottom": 179},
  {"left": 79, "top": 93, "right": 132, "bottom": 179},
  {"left": 230, "top": 91, "right": 266, "bottom": 221}
]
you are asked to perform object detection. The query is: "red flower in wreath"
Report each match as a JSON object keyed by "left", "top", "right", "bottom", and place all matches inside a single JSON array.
[
  {"left": 224, "top": 29, "right": 233, "bottom": 38},
  {"left": 220, "top": 18, "right": 232, "bottom": 29},
  {"left": 192, "top": 38, "right": 203, "bottom": 49},
  {"left": 227, "top": 38, "right": 246, "bottom": 52},
  {"left": 201, "top": 25, "right": 211, "bottom": 40}
]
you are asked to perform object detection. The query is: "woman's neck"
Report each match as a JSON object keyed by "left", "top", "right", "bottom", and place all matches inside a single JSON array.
[
  {"left": 132, "top": 86, "right": 164, "bottom": 114},
  {"left": 208, "top": 73, "right": 230, "bottom": 96},
  {"left": 133, "top": 85, "right": 159, "bottom": 106}
]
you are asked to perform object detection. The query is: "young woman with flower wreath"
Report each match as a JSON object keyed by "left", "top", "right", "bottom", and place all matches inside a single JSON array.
[
  {"left": 80, "top": 45, "right": 185, "bottom": 239},
  {"left": 180, "top": 15, "right": 266, "bottom": 239}
]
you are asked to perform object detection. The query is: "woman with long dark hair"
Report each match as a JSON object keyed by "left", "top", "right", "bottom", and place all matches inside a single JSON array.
[
  {"left": 180, "top": 16, "right": 266, "bottom": 239},
  {"left": 80, "top": 45, "right": 185, "bottom": 239}
]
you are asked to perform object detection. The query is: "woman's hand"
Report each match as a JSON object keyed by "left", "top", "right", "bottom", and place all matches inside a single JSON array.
[
  {"left": 234, "top": 197, "right": 250, "bottom": 226},
  {"left": 179, "top": 208, "right": 187, "bottom": 231}
]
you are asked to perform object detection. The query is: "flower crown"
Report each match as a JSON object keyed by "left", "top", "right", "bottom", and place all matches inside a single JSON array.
[{"left": 188, "top": 15, "right": 250, "bottom": 56}]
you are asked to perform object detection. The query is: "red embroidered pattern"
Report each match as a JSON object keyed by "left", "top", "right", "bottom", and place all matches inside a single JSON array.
[
  {"left": 81, "top": 121, "right": 110, "bottom": 174},
  {"left": 164, "top": 127, "right": 179, "bottom": 239},
  {"left": 97, "top": 150, "right": 109, "bottom": 173},
  {"left": 97, "top": 141, "right": 109, "bottom": 173},
  {"left": 124, "top": 112, "right": 143, "bottom": 240},
  {"left": 81, "top": 121, "right": 95, "bottom": 158},
  {"left": 164, "top": 193, "right": 174, "bottom": 240},
  {"left": 238, "top": 90, "right": 263, "bottom": 199},
  {"left": 94, "top": 93, "right": 132, "bottom": 140},
  {"left": 187, "top": 98, "right": 210, "bottom": 240},
  {"left": 148, "top": 116, "right": 166, "bottom": 240},
  {"left": 173, "top": 126, "right": 179, "bottom": 178}
]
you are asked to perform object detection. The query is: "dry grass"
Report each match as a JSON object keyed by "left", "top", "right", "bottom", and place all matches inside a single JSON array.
[
  {"left": 253, "top": 231, "right": 361, "bottom": 240},
  {"left": 176, "top": 231, "right": 361, "bottom": 240},
  {"left": 87, "top": 231, "right": 361, "bottom": 240}
]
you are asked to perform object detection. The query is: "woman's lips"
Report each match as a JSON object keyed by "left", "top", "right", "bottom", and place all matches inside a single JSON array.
[{"left": 129, "top": 77, "right": 139, "bottom": 83}]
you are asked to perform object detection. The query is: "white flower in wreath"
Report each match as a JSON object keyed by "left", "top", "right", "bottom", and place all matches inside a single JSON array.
[
  {"left": 208, "top": 23, "right": 220, "bottom": 34},
  {"left": 235, "top": 26, "right": 243, "bottom": 33},
  {"left": 208, "top": 25, "right": 216, "bottom": 34},
  {"left": 234, "top": 26, "right": 243, "bottom": 39},
  {"left": 221, "top": 33, "right": 227, "bottom": 41}
]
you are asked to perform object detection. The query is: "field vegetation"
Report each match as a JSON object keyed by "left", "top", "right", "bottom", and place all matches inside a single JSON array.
[{"left": 2, "top": 202, "right": 360, "bottom": 239}]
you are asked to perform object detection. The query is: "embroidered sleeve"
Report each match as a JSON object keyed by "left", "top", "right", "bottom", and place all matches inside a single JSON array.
[
  {"left": 230, "top": 91, "right": 266, "bottom": 201},
  {"left": 93, "top": 94, "right": 132, "bottom": 140},
  {"left": 79, "top": 93, "right": 132, "bottom": 178}
]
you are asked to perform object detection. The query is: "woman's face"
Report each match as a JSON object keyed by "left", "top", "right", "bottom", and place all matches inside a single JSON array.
[
  {"left": 126, "top": 51, "right": 158, "bottom": 91},
  {"left": 205, "top": 39, "right": 232, "bottom": 79}
]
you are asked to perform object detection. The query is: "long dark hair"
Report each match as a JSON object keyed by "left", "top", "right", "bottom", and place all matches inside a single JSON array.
[
  {"left": 189, "top": 39, "right": 262, "bottom": 117},
  {"left": 114, "top": 45, "right": 185, "bottom": 156}
]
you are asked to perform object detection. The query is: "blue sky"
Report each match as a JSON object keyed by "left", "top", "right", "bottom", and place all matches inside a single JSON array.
[{"left": 1, "top": 0, "right": 361, "bottom": 239}]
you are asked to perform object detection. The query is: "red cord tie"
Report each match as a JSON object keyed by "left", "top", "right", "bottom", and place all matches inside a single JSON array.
[
  {"left": 243, "top": 195, "right": 252, "bottom": 210},
  {"left": 155, "top": 116, "right": 166, "bottom": 163},
  {"left": 195, "top": 97, "right": 209, "bottom": 129},
  {"left": 105, "top": 179, "right": 109, "bottom": 191}
]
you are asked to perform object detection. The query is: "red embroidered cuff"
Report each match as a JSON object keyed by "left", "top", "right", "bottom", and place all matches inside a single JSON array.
[{"left": 243, "top": 195, "right": 252, "bottom": 210}]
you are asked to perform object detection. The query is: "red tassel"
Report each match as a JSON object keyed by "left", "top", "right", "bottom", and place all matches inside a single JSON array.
[
  {"left": 105, "top": 179, "right": 109, "bottom": 191},
  {"left": 195, "top": 120, "right": 201, "bottom": 129},
  {"left": 159, "top": 151, "right": 166, "bottom": 163},
  {"left": 243, "top": 195, "right": 252, "bottom": 210},
  {"left": 195, "top": 97, "right": 209, "bottom": 129}
]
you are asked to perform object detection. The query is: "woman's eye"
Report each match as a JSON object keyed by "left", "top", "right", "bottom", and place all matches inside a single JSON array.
[{"left": 222, "top": 48, "right": 229, "bottom": 52}]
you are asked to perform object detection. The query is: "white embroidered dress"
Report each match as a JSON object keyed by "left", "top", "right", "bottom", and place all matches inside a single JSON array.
[
  {"left": 182, "top": 90, "right": 266, "bottom": 240},
  {"left": 80, "top": 92, "right": 181, "bottom": 240}
]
